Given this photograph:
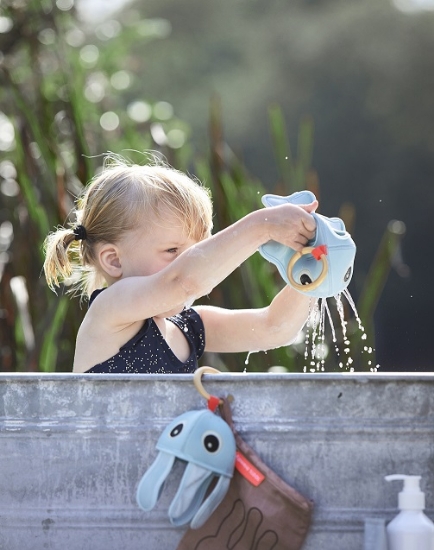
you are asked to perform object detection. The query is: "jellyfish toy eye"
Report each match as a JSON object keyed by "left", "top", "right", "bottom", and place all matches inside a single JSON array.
[
  {"left": 344, "top": 267, "right": 352, "bottom": 282},
  {"left": 300, "top": 272, "right": 313, "bottom": 286},
  {"left": 170, "top": 423, "right": 184, "bottom": 437},
  {"left": 203, "top": 432, "right": 221, "bottom": 453}
]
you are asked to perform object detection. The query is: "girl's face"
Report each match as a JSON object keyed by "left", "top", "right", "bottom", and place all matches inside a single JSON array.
[{"left": 116, "top": 213, "right": 199, "bottom": 279}]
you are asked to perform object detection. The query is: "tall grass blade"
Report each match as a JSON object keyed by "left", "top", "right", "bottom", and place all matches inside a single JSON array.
[{"left": 39, "top": 297, "right": 69, "bottom": 372}]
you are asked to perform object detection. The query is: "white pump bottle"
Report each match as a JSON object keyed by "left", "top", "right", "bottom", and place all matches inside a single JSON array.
[{"left": 385, "top": 474, "right": 434, "bottom": 550}]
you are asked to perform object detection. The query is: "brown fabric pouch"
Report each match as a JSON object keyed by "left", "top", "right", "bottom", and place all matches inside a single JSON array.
[{"left": 177, "top": 398, "right": 314, "bottom": 550}]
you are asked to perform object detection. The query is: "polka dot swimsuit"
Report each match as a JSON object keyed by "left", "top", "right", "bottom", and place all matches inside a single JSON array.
[{"left": 85, "top": 289, "right": 205, "bottom": 374}]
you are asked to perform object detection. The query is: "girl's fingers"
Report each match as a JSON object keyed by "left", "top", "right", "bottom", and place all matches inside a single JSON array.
[{"left": 300, "top": 200, "right": 319, "bottom": 214}]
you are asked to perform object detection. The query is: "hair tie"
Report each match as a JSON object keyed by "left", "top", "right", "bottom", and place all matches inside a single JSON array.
[{"left": 73, "top": 225, "right": 87, "bottom": 241}]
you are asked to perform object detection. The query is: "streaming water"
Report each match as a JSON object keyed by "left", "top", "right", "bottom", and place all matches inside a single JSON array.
[{"left": 303, "top": 289, "right": 379, "bottom": 373}]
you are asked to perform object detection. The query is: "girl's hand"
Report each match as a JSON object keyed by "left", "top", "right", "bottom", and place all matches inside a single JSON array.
[{"left": 261, "top": 200, "right": 318, "bottom": 251}]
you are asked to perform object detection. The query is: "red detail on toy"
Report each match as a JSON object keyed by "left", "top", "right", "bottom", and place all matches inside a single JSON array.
[
  {"left": 312, "top": 245, "right": 328, "bottom": 260},
  {"left": 207, "top": 395, "right": 220, "bottom": 412}
]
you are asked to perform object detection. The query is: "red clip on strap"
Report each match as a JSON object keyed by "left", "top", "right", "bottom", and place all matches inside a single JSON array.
[
  {"left": 207, "top": 395, "right": 220, "bottom": 412},
  {"left": 312, "top": 245, "right": 328, "bottom": 260}
]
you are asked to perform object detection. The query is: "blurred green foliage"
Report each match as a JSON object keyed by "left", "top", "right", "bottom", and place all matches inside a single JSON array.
[{"left": 0, "top": 0, "right": 405, "bottom": 372}]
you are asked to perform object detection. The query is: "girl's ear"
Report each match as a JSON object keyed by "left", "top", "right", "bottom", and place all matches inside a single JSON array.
[{"left": 98, "top": 244, "right": 122, "bottom": 278}]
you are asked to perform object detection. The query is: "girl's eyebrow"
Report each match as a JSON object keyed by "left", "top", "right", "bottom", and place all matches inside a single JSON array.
[{"left": 160, "top": 238, "right": 186, "bottom": 247}]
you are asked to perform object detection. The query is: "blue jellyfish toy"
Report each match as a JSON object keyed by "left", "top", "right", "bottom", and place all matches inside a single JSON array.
[
  {"left": 136, "top": 408, "right": 236, "bottom": 529},
  {"left": 259, "top": 190, "right": 356, "bottom": 298}
]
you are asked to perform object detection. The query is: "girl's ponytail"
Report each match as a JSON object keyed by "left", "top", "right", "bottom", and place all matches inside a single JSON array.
[{"left": 43, "top": 227, "right": 81, "bottom": 292}]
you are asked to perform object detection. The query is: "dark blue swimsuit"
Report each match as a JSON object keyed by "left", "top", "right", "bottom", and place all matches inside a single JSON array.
[{"left": 85, "top": 289, "right": 205, "bottom": 374}]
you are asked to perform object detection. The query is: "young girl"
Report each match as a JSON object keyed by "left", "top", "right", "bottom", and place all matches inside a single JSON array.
[{"left": 43, "top": 156, "right": 318, "bottom": 374}]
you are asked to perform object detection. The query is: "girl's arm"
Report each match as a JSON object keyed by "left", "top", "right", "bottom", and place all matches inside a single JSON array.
[
  {"left": 197, "top": 285, "right": 314, "bottom": 354},
  {"left": 89, "top": 202, "right": 317, "bottom": 329}
]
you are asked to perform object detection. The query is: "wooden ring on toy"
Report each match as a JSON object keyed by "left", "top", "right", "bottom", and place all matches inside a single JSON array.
[
  {"left": 193, "top": 366, "right": 223, "bottom": 404},
  {"left": 286, "top": 246, "right": 329, "bottom": 292}
]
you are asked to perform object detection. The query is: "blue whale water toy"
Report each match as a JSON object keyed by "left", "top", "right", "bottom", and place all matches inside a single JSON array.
[
  {"left": 259, "top": 191, "right": 356, "bottom": 298},
  {"left": 136, "top": 408, "right": 236, "bottom": 529}
]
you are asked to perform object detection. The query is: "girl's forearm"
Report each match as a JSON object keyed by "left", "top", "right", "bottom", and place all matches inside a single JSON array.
[
  {"left": 198, "top": 286, "right": 313, "bottom": 354},
  {"left": 261, "top": 286, "right": 314, "bottom": 348},
  {"left": 165, "top": 210, "right": 267, "bottom": 300}
]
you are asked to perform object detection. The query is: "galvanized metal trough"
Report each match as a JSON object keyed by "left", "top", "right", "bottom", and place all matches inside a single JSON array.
[{"left": 0, "top": 372, "right": 433, "bottom": 549}]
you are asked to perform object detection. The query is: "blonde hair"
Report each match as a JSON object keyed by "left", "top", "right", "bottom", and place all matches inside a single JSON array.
[{"left": 43, "top": 156, "right": 213, "bottom": 298}]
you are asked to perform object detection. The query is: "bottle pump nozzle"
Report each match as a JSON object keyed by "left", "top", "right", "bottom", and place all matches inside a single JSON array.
[{"left": 385, "top": 475, "right": 425, "bottom": 510}]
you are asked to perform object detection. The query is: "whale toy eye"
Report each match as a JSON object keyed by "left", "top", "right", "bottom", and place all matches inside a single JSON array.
[
  {"left": 344, "top": 266, "right": 352, "bottom": 282},
  {"left": 203, "top": 432, "right": 221, "bottom": 453},
  {"left": 299, "top": 272, "right": 313, "bottom": 286},
  {"left": 170, "top": 423, "right": 184, "bottom": 437}
]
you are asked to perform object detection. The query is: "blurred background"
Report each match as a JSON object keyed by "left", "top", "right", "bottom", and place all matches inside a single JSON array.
[{"left": 0, "top": 0, "right": 433, "bottom": 372}]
